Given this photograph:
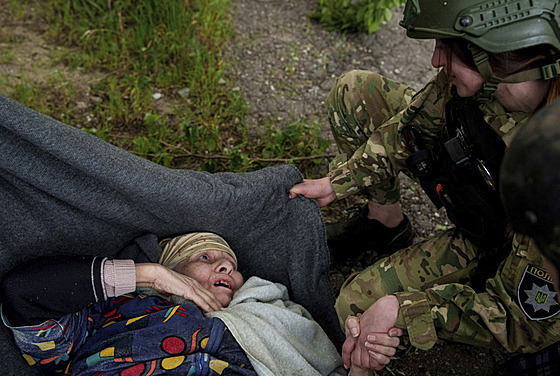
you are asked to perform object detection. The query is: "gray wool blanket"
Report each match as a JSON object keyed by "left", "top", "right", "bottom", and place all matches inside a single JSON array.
[{"left": 0, "top": 94, "right": 344, "bottom": 374}]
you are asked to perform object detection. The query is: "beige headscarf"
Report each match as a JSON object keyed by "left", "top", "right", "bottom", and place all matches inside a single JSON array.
[{"left": 158, "top": 232, "right": 237, "bottom": 269}]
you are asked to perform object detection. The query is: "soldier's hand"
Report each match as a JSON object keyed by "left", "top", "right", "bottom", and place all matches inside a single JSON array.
[
  {"left": 344, "top": 295, "right": 401, "bottom": 371},
  {"left": 288, "top": 177, "right": 336, "bottom": 207}
]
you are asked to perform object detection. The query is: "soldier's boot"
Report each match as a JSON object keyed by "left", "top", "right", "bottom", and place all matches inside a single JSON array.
[{"left": 327, "top": 205, "right": 414, "bottom": 261}]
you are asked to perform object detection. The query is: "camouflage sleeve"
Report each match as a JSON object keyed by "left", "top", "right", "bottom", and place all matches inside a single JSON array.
[
  {"left": 394, "top": 284, "right": 521, "bottom": 351},
  {"left": 328, "top": 71, "right": 448, "bottom": 203},
  {"left": 327, "top": 154, "right": 361, "bottom": 199},
  {"left": 394, "top": 237, "right": 560, "bottom": 354},
  {"left": 394, "top": 291, "right": 438, "bottom": 350}
]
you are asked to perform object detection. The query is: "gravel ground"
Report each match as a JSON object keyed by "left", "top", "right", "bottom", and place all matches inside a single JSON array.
[{"left": 226, "top": 1, "right": 509, "bottom": 375}]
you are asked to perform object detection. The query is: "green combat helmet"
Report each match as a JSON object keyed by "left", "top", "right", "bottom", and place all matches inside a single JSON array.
[
  {"left": 400, "top": 0, "right": 560, "bottom": 100},
  {"left": 500, "top": 97, "right": 560, "bottom": 272}
]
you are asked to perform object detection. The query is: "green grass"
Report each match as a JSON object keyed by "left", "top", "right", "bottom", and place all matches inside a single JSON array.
[
  {"left": 3, "top": 0, "right": 331, "bottom": 173},
  {"left": 43, "top": 0, "right": 236, "bottom": 126},
  {"left": 1, "top": 69, "right": 75, "bottom": 119}
]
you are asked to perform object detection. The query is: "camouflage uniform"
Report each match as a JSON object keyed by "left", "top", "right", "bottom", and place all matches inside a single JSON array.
[{"left": 330, "top": 69, "right": 560, "bottom": 352}]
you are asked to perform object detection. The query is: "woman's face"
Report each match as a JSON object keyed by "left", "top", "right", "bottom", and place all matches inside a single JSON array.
[
  {"left": 431, "top": 39, "right": 550, "bottom": 112},
  {"left": 174, "top": 249, "right": 244, "bottom": 307},
  {"left": 431, "top": 39, "right": 485, "bottom": 97}
]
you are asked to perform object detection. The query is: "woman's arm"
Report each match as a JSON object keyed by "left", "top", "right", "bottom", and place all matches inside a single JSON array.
[
  {"left": 135, "top": 263, "right": 223, "bottom": 312},
  {"left": 1, "top": 256, "right": 114, "bottom": 327},
  {"left": 1, "top": 256, "right": 223, "bottom": 327}
]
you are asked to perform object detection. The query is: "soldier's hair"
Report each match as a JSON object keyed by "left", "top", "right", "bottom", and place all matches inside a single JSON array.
[{"left": 440, "top": 38, "right": 560, "bottom": 103}]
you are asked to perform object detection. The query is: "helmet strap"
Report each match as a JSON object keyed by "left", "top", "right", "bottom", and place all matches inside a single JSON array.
[
  {"left": 468, "top": 44, "right": 501, "bottom": 101},
  {"left": 468, "top": 44, "right": 560, "bottom": 101},
  {"left": 475, "top": 81, "right": 500, "bottom": 101},
  {"left": 504, "top": 57, "right": 560, "bottom": 82}
]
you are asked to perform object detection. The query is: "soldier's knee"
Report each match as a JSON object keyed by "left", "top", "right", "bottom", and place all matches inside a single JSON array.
[
  {"left": 334, "top": 271, "right": 387, "bottom": 329},
  {"left": 328, "top": 70, "right": 383, "bottom": 107},
  {"left": 336, "top": 69, "right": 383, "bottom": 87},
  {"left": 327, "top": 70, "right": 385, "bottom": 147}
]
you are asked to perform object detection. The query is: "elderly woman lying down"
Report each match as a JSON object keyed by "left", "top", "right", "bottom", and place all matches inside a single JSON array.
[{"left": 1, "top": 232, "right": 344, "bottom": 376}]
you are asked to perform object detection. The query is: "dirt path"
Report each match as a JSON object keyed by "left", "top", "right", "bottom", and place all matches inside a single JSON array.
[
  {"left": 227, "top": 1, "right": 508, "bottom": 375},
  {"left": 226, "top": 1, "right": 434, "bottom": 128}
]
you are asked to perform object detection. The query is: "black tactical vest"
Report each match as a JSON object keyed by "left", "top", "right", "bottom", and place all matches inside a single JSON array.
[{"left": 404, "top": 93, "right": 509, "bottom": 250}]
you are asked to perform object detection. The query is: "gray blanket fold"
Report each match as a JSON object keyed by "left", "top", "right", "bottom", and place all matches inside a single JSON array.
[{"left": 0, "top": 94, "right": 344, "bottom": 374}]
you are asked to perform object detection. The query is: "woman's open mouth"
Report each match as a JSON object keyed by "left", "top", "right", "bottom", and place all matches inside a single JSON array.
[{"left": 213, "top": 278, "right": 233, "bottom": 290}]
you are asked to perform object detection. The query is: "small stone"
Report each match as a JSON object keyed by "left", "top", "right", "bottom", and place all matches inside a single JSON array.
[
  {"left": 178, "top": 88, "right": 191, "bottom": 98},
  {"left": 90, "top": 96, "right": 103, "bottom": 104}
]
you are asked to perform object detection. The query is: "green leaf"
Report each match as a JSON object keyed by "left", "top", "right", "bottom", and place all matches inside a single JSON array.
[
  {"left": 311, "top": 0, "right": 406, "bottom": 34},
  {"left": 384, "top": 8, "right": 393, "bottom": 22},
  {"left": 204, "top": 136, "right": 217, "bottom": 152}
]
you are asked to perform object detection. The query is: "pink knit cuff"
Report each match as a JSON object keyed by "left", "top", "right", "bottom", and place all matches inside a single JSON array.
[{"left": 103, "top": 259, "right": 136, "bottom": 297}]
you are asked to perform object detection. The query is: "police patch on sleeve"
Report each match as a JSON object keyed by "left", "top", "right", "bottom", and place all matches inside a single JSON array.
[{"left": 518, "top": 264, "right": 560, "bottom": 320}]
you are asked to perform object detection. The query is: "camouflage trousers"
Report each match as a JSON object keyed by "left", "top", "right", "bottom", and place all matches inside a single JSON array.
[
  {"left": 335, "top": 228, "right": 479, "bottom": 335},
  {"left": 335, "top": 230, "right": 560, "bottom": 352},
  {"left": 326, "top": 69, "right": 416, "bottom": 204}
]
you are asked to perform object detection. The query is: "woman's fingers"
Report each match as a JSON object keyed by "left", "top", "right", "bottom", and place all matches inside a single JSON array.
[
  {"left": 345, "top": 315, "right": 361, "bottom": 338},
  {"left": 139, "top": 264, "right": 223, "bottom": 312},
  {"left": 342, "top": 337, "right": 357, "bottom": 368},
  {"left": 342, "top": 315, "right": 361, "bottom": 368},
  {"left": 176, "top": 276, "right": 222, "bottom": 312},
  {"left": 363, "top": 332, "right": 401, "bottom": 369},
  {"left": 365, "top": 343, "right": 397, "bottom": 357},
  {"left": 187, "top": 288, "right": 221, "bottom": 312},
  {"left": 349, "top": 366, "right": 373, "bottom": 376}
]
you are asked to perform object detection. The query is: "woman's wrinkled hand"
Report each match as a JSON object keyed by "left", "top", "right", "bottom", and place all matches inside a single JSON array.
[
  {"left": 288, "top": 177, "right": 336, "bottom": 207},
  {"left": 135, "top": 263, "right": 222, "bottom": 312},
  {"left": 342, "top": 295, "right": 403, "bottom": 372}
]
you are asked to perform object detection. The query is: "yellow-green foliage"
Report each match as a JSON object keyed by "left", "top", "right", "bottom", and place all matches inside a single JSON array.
[{"left": 311, "top": 0, "right": 405, "bottom": 33}]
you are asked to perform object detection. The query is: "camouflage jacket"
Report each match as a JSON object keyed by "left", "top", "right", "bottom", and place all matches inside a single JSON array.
[{"left": 328, "top": 70, "right": 529, "bottom": 203}]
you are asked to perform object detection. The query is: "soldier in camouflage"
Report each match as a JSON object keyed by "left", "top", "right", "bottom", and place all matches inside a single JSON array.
[
  {"left": 499, "top": 92, "right": 560, "bottom": 376},
  {"left": 289, "top": 0, "right": 560, "bottom": 374},
  {"left": 501, "top": 98, "right": 560, "bottom": 295}
]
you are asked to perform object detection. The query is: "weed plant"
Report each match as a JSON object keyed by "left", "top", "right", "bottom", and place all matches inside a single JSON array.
[
  {"left": 3, "top": 0, "right": 331, "bottom": 174},
  {"left": 311, "top": 0, "right": 405, "bottom": 34}
]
